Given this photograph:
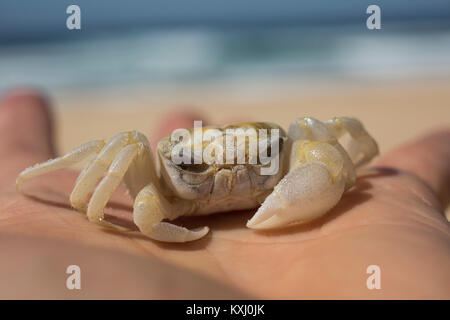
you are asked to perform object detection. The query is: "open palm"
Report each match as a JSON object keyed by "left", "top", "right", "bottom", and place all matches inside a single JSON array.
[{"left": 0, "top": 90, "right": 448, "bottom": 299}]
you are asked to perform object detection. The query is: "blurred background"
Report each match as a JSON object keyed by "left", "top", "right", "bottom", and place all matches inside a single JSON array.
[{"left": 1, "top": 0, "right": 449, "bottom": 154}]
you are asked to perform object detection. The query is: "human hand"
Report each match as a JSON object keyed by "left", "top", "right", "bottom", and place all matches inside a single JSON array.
[{"left": 0, "top": 90, "right": 448, "bottom": 299}]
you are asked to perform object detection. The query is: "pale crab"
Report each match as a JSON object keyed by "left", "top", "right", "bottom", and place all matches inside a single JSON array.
[{"left": 16, "top": 117, "right": 378, "bottom": 243}]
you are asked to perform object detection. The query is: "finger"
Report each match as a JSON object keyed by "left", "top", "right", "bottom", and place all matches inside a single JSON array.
[
  {"left": 376, "top": 128, "right": 450, "bottom": 207},
  {"left": 0, "top": 89, "right": 55, "bottom": 160},
  {"left": 150, "top": 110, "right": 207, "bottom": 151}
]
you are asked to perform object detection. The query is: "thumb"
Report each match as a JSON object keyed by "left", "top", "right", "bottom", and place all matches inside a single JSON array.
[
  {"left": 0, "top": 89, "right": 55, "bottom": 178},
  {"left": 376, "top": 128, "right": 450, "bottom": 208}
]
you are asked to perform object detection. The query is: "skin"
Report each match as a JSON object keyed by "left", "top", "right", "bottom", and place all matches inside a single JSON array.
[{"left": 0, "top": 89, "right": 448, "bottom": 299}]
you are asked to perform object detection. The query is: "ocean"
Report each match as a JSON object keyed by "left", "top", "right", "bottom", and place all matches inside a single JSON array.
[{"left": 1, "top": 24, "right": 450, "bottom": 93}]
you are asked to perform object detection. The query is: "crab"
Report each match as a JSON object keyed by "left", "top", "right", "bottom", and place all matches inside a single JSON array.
[{"left": 16, "top": 117, "right": 378, "bottom": 243}]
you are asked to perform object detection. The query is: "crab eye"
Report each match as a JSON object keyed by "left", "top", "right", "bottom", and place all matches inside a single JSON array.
[
  {"left": 180, "top": 164, "right": 213, "bottom": 185},
  {"left": 178, "top": 163, "right": 210, "bottom": 173},
  {"left": 266, "top": 137, "right": 284, "bottom": 157}
]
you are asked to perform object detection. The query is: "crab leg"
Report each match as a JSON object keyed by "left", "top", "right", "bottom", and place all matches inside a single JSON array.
[
  {"left": 77, "top": 132, "right": 208, "bottom": 241},
  {"left": 121, "top": 137, "right": 159, "bottom": 199},
  {"left": 16, "top": 140, "right": 104, "bottom": 193},
  {"left": 133, "top": 184, "right": 209, "bottom": 242},
  {"left": 287, "top": 117, "right": 356, "bottom": 189},
  {"left": 69, "top": 132, "right": 130, "bottom": 212},
  {"left": 86, "top": 144, "right": 138, "bottom": 230},
  {"left": 247, "top": 139, "right": 347, "bottom": 229},
  {"left": 247, "top": 116, "right": 378, "bottom": 230},
  {"left": 324, "top": 117, "right": 379, "bottom": 168}
]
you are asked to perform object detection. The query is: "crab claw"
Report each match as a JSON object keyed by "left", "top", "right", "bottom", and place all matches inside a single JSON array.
[
  {"left": 246, "top": 162, "right": 346, "bottom": 230},
  {"left": 146, "top": 223, "right": 209, "bottom": 243},
  {"left": 133, "top": 183, "right": 209, "bottom": 242}
]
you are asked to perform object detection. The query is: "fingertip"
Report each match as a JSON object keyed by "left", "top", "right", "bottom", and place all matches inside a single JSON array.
[
  {"left": 150, "top": 109, "right": 208, "bottom": 149},
  {"left": 1, "top": 87, "right": 48, "bottom": 104},
  {"left": 0, "top": 88, "right": 55, "bottom": 158}
]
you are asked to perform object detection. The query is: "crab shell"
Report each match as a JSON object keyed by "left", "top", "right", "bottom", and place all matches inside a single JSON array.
[{"left": 156, "top": 122, "right": 289, "bottom": 215}]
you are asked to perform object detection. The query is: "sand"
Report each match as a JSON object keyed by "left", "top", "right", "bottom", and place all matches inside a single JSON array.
[{"left": 53, "top": 78, "right": 450, "bottom": 155}]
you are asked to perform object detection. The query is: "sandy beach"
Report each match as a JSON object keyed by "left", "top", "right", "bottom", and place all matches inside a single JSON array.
[{"left": 54, "top": 79, "right": 450, "bottom": 155}]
